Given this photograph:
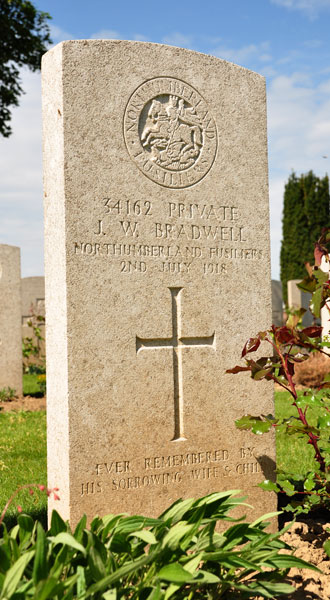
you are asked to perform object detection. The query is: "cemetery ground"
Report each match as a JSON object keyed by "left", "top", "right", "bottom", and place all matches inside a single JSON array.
[{"left": 1, "top": 383, "right": 330, "bottom": 598}]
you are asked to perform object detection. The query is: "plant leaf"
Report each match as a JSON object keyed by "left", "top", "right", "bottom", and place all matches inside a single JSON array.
[
  {"left": 32, "top": 522, "right": 48, "bottom": 584},
  {"left": 158, "top": 563, "right": 194, "bottom": 584},
  {"left": 128, "top": 529, "right": 157, "bottom": 545},
  {"left": 0, "top": 550, "right": 35, "bottom": 599},
  {"left": 49, "top": 532, "right": 87, "bottom": 556}
]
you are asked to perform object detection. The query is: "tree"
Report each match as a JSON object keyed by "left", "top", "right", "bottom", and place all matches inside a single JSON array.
[
  {"left": 0, "top": 0, "right": 51, "bottom": 137},
  {"left": 280, "top": 170, "right": 330, "bottom": 304}
]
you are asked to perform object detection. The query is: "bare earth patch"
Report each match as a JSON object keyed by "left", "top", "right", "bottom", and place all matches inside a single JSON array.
[
  {"left": 280, "top": 521, "right": 330, "bottom": 600},
  {"left": 0, "top": 395, "right": 46, "bottom": 412}
]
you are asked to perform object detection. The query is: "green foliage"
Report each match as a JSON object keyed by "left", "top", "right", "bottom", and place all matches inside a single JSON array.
[
  {"left": 22, "top": 310, "right": 46, "bottom": 374},
  {"left": 0, "top": 387, "right": 17, "bottom": 402},
  {"left": 0, "top": 492, "right": 320, "bottom": 599},
  {"left": 229, "top": 228, "right": 330, "bottom": 517},
  {"left": 37, "top": 374, "right": 46, "bottom": 396},
  {"left": 280, "top": 171, "right": 330, "bottom": 304},
  {"left": 0, "top": 0, "right": 52, "bottom": 137}
]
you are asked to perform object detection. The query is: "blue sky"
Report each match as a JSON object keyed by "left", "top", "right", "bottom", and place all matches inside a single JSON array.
[{"left": 1, "top": 0, "right": 330, "bottom": 278}]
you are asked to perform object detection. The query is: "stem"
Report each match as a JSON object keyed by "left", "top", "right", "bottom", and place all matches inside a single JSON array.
[
  {"left": 276, "top": 340, "right": 326, "bottom": 472},
  {"left": 0, "top": 484, "right": 34, "bottom": 527}
]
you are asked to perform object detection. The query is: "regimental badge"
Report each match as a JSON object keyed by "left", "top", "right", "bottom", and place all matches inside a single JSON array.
[{"left": 124, "top": 77, "right": 218, "bottom": 189}]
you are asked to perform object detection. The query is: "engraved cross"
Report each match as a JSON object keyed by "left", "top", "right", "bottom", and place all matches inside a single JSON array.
[{"left": 136, "top": 287, "right": 216, "bottom": 442}]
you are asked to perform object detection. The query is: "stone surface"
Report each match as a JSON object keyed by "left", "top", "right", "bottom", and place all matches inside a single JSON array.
[
  {"left": 21, "top": 276, "right": 45, "bottom": 320},
  {"left": 0, "top": 244, "right": 22, "bottom": 395},
  {"left": 287, "top": 279, "right": 314, "bottom": 327},
  {"left": 271, "top": 280, "right": 283, "bottom": 326},
  {"left": 42, "top": 40, "right": 276, "bottom": 526},
  {"left": 21, "top": 277, "right": 45, "bottom": 358},
  {"left": 321, "top": 256, "right": 330, "bottom": 352}
]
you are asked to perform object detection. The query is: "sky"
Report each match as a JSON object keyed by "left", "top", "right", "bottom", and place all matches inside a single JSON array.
[{"left": 1, "top": 0, "right": 330, "bottom": 278}]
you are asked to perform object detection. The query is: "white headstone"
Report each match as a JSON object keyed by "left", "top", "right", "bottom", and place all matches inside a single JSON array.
[{"left": 43, "top": 40, "right": 276, "bottom": 526}]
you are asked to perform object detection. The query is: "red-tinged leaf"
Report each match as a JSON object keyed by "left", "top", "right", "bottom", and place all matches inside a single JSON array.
[
  {"left": 287, "top": 361, "right": 295, "bottom": 376},
  {"left": 314, "top": 242, "right": 328, "bottom": 266},
  {"left": 302, "top": 326, "right": 322, "bottom": 338},
  {"left": 241, "top": 337, "right": 260, "bottom": 357},
  {"left": 226, "top": 365, "right": 251, "bottom": 374},
  {"left": 276, "top": 327, "right": 294, "bottom": 344}
]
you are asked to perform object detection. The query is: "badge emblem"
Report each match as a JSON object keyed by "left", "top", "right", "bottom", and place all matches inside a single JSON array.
[{"left": 124, "top": 77, "right": 217, "bottom": 189}]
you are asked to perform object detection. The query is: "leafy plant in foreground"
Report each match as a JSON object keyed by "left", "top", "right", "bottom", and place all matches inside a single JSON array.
[
  {"left": 228, "top": 228, "right": 330, "bottom": 516},
  {"left": 0, "top": 490, "right": 319, "bottom": 599}
]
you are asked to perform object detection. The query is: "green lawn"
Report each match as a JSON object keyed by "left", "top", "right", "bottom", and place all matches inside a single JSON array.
[
  {"left": 23, "top": 373, "right": 44, "bottom": 396},
  {"left": 0, "top": 390, "right": 326, "bottom": 526},
  {"left": 0, "top": 410, "right": 47, "bottom": 526},
  {"left": 275, "top": 390, "right": 321, "bottom": 476}
]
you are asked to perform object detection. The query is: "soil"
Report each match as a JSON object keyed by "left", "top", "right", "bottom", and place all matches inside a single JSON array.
[
  {"left": 280, "top": 520, "right": 330, "bottom": 599},
  {"left": 2, "top": 396, "right": 330, "bottom": 599},
  {"left": 0, "top": 394, "right": 46, "bottom": 412}
]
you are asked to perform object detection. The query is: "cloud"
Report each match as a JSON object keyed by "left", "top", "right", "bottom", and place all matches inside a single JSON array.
[
  {"left": 266, "top": 71, "right": 330, "bottom": 277},
  {"left": 161, "top": 32, "right": 194, "bottom": 47},
  {"left": 270, "top": 0, "right": 330, "bottom": 19},
  {"left": 90, "top": 29, "right": 120, "bottom": 39},
  {"left": 303, "top": 39, "right": 323, "bottom": 48},
  {"left": 212, "top": 41, "right": 271, "bottom": 66},
  {"left": 133, "top": 34, "right": 149, "bottom": 41},
  {"left": 50, "top": 24, "right": 74, "bottom": 43},
  {"left": 0, "top": 68, "right": 44, "bottom": 277}
]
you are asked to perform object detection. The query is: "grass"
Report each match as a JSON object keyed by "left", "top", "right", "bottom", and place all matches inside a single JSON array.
[
  {"left": 0, "top": 389, "right": 327, "bottom": 526},
  {"left": 275, "top": 389, "right": 326, "bottom": 476},
  {"left": 23, "top": 373, "right": 44, "bottom": 396},
  {"left": 0, "top": 410, "right": 47, "bottom": 527}
]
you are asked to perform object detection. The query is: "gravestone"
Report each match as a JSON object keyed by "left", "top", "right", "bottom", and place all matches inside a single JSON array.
[
  {"left": 21, "top": 276, "right": 46, "bottom": 366},
  {"left": 42, "top": 40, "right": 276, "bottom": 526},
  {"left": 0, "top": 244, "right": 22, "bottom": 395},
  {"left": 287, "top": 279, "right": 314, "bottom": 327},
  {"left": 271, "top": 280, "right": 283, "bottom": 326},
  {"left": 321, "top": 257, "right": 330, "bottom": 351},
  {"left": 21, "top": 276, "right": 45, "bottom": 320}
]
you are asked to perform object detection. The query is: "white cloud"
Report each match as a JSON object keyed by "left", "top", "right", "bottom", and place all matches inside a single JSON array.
[
  {"left": 303, "top": 39, "right": 323, "bottom": 48},
  {"left": 266, "top": 71, "right": 330, "bottom": 277},
  {"left": 50, "top": 24, "right": 74, "bottom": 43},
  {"left": 212, "top": 41, "right": 271, "bottom": 66},
  {"left": 161, "top": 32, "right": 193, "bottom": 47},
  {"left": 270, "top": 0, "right": 330, "bottom": 19},
  {"left": 133, "top": 33, "right": 149, "bottom": 41},
  {"left": 90, "top": 29, "right": 120, "bottom": 39},
  {"left": 0, "top": 69, "right": 43, "bottom": 277}
]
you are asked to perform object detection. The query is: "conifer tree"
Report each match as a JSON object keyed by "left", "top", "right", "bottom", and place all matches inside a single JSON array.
[{"left": 280, "top": 170, "right": 330, "bottom": 304}]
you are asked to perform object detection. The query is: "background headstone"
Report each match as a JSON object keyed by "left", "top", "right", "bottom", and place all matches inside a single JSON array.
[
  {"left": 321, "top": 256, "right": 330, "bottom": 352},
  {"left": 43, "top": 40, "right": 276, "bottom": 526},
  {"left": 271, "top": 280, "right": 283, "bottom": 326},
  {"left": 0, "top": 244, "right": 22, "bottom": 395},
  {"left": 21, "top": 276, "right": 45, "bottom": 320},
  {"left": 21, "top": 276, "right": 45, "bottom": 363},
  {"left": 287, "top": 279, "right": 314, "bottom": 327}
]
